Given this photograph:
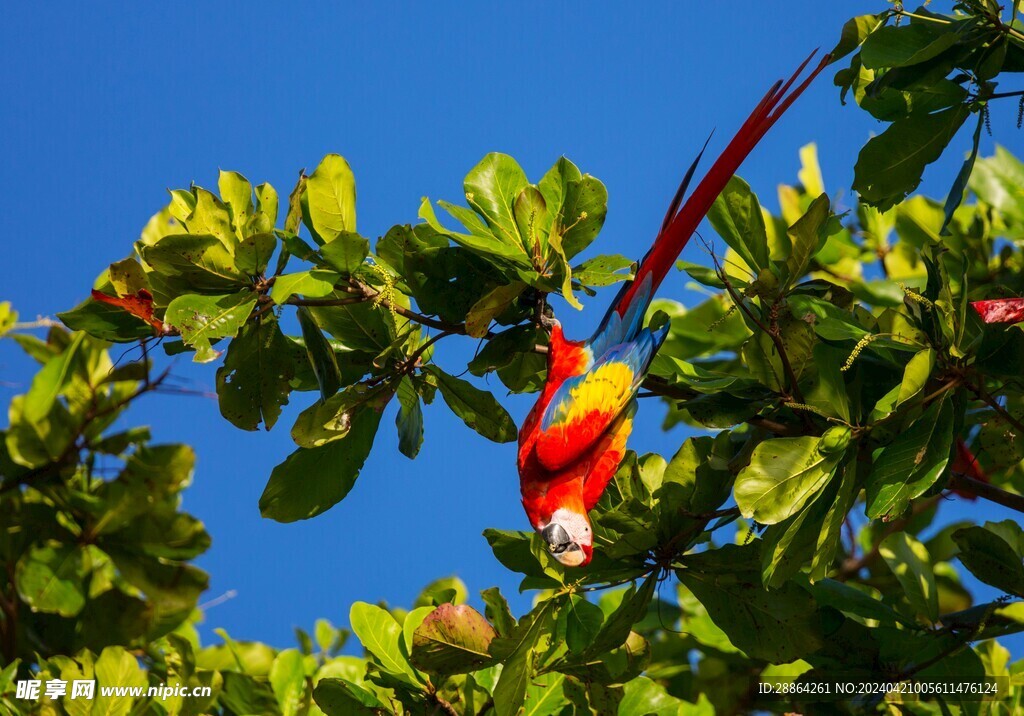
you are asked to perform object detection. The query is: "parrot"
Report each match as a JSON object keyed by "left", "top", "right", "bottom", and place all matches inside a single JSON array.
[{"left": 517, "top": 51, "right": 831, "bottom": 567}]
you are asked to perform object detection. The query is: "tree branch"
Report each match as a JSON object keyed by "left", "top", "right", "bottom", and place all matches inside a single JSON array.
[
  {"left": 0, "top": 564, "right": 17, "bottom": 664},
  {"left": 639, "top": 375, "right": 803, "bottom": 436},
  {"left": 965, "top": 377, "right": 1024, "bottom": 436},
  {"left": 947, "top": 471, "right": 1024, "bottom": 514},
  {"left": 710, "top": 255, "right": 805, "bottom": 404},
  {"left": 0, "top": 364, "right": 172, "bottom": 495}
]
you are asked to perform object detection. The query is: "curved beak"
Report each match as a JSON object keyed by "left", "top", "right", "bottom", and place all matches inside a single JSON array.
[{"left": 541, "top": 524, "right": 587, "bottom": 567}]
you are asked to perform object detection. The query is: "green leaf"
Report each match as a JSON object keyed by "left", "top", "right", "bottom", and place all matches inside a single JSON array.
[
  {"left": 969, "top": 145, "right": 1024, "bottom": 223},
  {"left": 514, "top": 185, "right": 549, "bottom": 258},
  {"left": 784, "top": 193, "right": 831, "bottom": 287},
  {"left": 235, "top": 232, "right": 277, "bottom": 276},
  {"left": 853, "top": 105, "right": 970, "bottom": 211},
  {"left": 677, "top": 545, "right": 826, "bottom": 662},
  {"left": 898, "top": 349, "right": 937, "bottom": 410},
  {"left": 58, "top": 299, "right": 154, "bottom": 343},
  {"left": 565, "top": 595, "right": 604, "bottom": 655},
  {"left": 556, "top": 172, "right": 608, "bottom": 259},
  {"left": 941, "top": 110, "right": 984, "bottom": 235},
  {"left": 185, "top": 187, "right": 236, "bottom": 250},
  {"left": 305, "top": 154, "right": 357, "bottom": 241},
  {"left": 260, "top": 398, "right": 386, "bottom": 522},
  {"left": 165, "top": 290, "right": 257, "bottom": 363},
  {"left": 952, "top": 521, "right": 1024, "bottom": 598},
  {"left": 308, "top": 302, "right": 395, "bottom": 354},
  {"left": 296, "top": 306, "right": 342, "bottom": 402},
  {"left": 759, "top": 483, "right": 835, "bottom": 589},
  {"left": 879, "top": 532, "right": 939, "bottom": 622},
  {"left": 811, "top": 459, "right": 859, "bottom": 581},
  {"left": 291, "top": 383, "right": 391, "bottom": 448},
  {"left": 804, "top": 344, "right": 852, "bottom": 422},
  {"left": 395, "top": 376, "right": 424, "bottom": 459},
  {"left": 410, "top": 603, "right": 497, "bottom": 675},
  {"left": 707, "top": 176, "right": 770, "bottom": 273},
  {"left": 93, "top": 425, "right": 151, "bottom": 456},
  {"left": 659, "top": 434, "right": 735, "bottom": 522},
  {"left": 572, "top": 254, "right": 635, "bottom": 287},
  {"left": 810, "top": 578, "right": 906, "bottom": 626},
  {"left": 425, "top": 366, "right": 517, "bottom": 443},
  {"left": 618, "top": 677, "right": 691, "bottom": 716},
  {"left": 105, "top": 548, "right": 208, "bottom": 637},
  {"left": 23, "top": 332, "right": 85, "bottom": 423},
  {"left": 491, "top": 599, "right": 558, "bottom": 716},
  {"left": 465, "top": 282, "right": 526, "bottom": 338},
  {"left": 585, "top": 573, "right": 656, "bottom": 656},
  {"left": 414, "top": 576, "right": 468, "bottom": 608},
  {"left": 830, "top": 13, "right": 884, "bottom": 61},
  {"left": 464, "top": 153, "right": 531, "bottom": 251},
  {"left": 108, "top": 257, "right": 147, "bottom": 297},
  {"left": 269, "top": 649, "right": 306, "bottom": 716},
  {"left": 553, "top": 631, "right": 649, "bottom": 686},
  {"left": 315, "top": 618, "right": 339, "bottom": 654},
  {"left": 482, "top": 531, "right": 559, "bottom": 587},
  {"left": 468, "top": 324, "right": 540, "bottom": 376},
  {"left": 218, "top": 170, "right": 253, "bottom": 237},
  {"left": 219, "top": 672, "right": 282, "bottom": 716},
  {"left": 860, "top": 23, "right": 961, "bottom": 69},
  {"left": 15, "top": 542, "right": 89, "bottom": 617},
  {"left": 284, "top": 174, "right": 307, "bottom": 236},
  {"left": 522, "top": 673, "right": 569, "bottom": 716},
  {"left": 349, "top": 602, "right": 419, "bottom": 684},
  {"left": 313, "top": 678, "right": 386, "bottom": 716},
  {"left": 270, "top": 269, "right": 341, "bottom": 305},
  {"left": 251, "top": 182, "right": 279, "bottom": 235},
  {"left": 138, "top": 233, "right": 245, "bottom": 293},
  {"left": 420, "top": 198, "right": 532, "bottom": 265},
  {"left": 546, "top": 227, "right": 582, "bottom": 310},
  {"left": 319, "top": 232, "right": 370, "bottom": 275},
  {"left": 866, "top": 395, "right": 954, "bottom": 519},
  {"left": 93, "top": 646, "right": 148, "bottom": 716},
  {"left": 734, "top": 436, "right": 840, "bottom": 525},
  {"left": 481, "top": 587, "right": 516, "bottom": 638},
  {"left": 216, "top": 318, "right": 294, "bottom": 431}
]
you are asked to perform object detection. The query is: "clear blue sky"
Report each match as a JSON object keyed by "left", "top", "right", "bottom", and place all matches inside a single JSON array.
[{"left": 2, "top": 1, "right": 1022, "bottom": 656}]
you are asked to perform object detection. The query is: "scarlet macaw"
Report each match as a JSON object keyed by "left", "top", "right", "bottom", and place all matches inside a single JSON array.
[{"left": 517, "top": 53, "right": 831, "bottom": 567}]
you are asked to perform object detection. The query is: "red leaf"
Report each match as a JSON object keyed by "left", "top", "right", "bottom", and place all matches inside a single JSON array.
[
  {"left": 90, "top": 289, "right": 167, "bottom": 334},
  {"left": 971, "top": 298, "right": 1024, "bottom": 324}
]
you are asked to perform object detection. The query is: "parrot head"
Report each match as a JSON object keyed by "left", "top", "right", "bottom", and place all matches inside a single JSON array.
[{"left": 540, "top": 507, "right": 593, "bottom": 567}]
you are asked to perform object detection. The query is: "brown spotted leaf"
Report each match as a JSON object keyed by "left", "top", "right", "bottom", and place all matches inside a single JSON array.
[{"left": 410, "top": 603, "right": 497, "bottom": 676}]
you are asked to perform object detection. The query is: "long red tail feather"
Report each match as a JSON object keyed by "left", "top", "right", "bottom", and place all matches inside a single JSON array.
[{"left": 614, "top": 51, "right": 830, "bottom": 317}]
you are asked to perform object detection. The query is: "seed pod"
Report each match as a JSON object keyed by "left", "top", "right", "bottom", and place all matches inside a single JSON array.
[{"left": 819, "top": 425, "right": 853, "bottom": 456}]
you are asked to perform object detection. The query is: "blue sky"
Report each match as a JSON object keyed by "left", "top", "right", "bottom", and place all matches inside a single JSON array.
[{"left": 2, "top": 1, "right": 1022, "bottom": 656}]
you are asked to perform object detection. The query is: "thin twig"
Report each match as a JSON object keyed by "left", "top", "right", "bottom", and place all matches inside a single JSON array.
[{"left": 965, "top": 377, "right": 1024, "bottom": 435}]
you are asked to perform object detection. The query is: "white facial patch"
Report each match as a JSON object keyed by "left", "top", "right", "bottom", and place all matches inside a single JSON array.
[{"left": 550, "top": 508, "right": 592, "bottom": 545}]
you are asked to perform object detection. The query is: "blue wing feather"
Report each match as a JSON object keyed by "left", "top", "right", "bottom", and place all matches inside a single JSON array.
[{"left": 538, "top": 321, "right": 669, "bottom": 438}]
